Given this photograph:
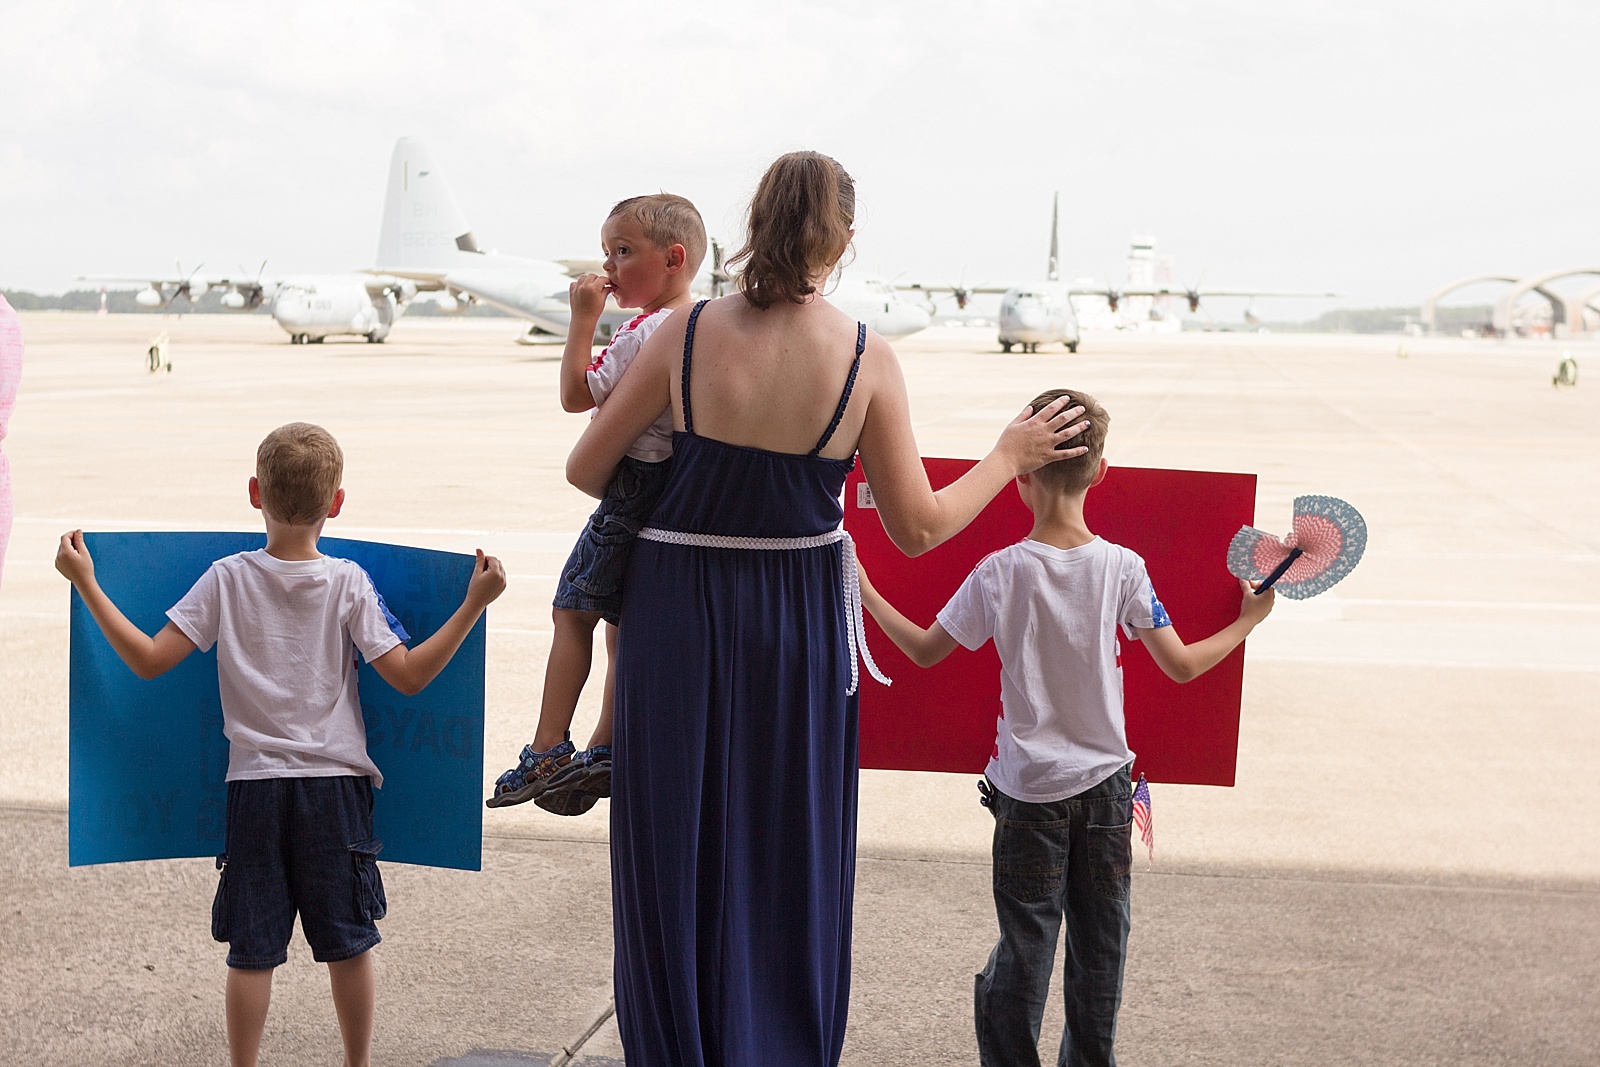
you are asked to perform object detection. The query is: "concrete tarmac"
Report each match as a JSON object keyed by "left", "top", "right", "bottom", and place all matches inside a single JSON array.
[{"left": 1, "top": 314, "right": 1596, "bottom": 1064}]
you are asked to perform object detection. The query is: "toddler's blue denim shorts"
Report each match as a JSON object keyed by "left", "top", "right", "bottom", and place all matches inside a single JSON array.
[
  {"left": 553, "top": 455, "right": 671, "bottom": 625},
  {"left": 211, "top": 775, "right": 386, "bottom": 970}
]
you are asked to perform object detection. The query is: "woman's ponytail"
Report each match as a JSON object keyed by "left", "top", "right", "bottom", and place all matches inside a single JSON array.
[{"left": 731, "top": 152, "right": 855, "bottom": 309}]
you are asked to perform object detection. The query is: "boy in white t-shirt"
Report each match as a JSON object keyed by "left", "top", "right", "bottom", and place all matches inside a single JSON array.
[
  {"left": 859, "top": 388, "right": 1274, "bottom": 1067},
  {"left": 487, "top": 193, "right": 706, "bottom": 815},
  {"left": 55, "top": 422, "right": 506, "bottom": 1067}
]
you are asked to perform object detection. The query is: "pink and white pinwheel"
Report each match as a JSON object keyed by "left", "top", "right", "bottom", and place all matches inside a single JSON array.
[{"left": 1227, "top": 494, "right": 1366, "bottom": 600}]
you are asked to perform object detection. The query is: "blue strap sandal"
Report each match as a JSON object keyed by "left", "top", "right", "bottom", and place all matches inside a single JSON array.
[
  {"left": 486, "top": 736, "right": 575, "bottom": 808},
  {"left": 534, "top": 745, "right": 612, "bottom": 816}
]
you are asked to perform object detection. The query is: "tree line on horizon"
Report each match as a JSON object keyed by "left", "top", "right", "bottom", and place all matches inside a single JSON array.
[{"left": 4, "top": 288, "right": 1494, "bottom": 334}]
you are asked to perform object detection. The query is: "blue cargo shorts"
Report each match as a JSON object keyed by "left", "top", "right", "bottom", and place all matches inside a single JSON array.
[{"left": 211, "top": 775, "right": 387, "bottom": 970}]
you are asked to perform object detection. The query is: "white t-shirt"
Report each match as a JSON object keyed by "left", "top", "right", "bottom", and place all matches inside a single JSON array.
[
  {"left": 167, "top": 550, "right": 405, "bottom": 786},
  {"left": 587, "top": 308, "right": 674, "bottom": 462},
  {"left": 937, "top": 537, "right": 1171, "bottom": 803}
]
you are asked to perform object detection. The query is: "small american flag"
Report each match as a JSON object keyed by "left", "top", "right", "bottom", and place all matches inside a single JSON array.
[{"left": 1131, "top": 773, "right": 1153, "bottom": 864}]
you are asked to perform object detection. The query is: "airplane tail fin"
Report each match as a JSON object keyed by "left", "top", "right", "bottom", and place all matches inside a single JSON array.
[
  {"left": 1047, "top": 191, "right": 1060, "bottom": 283},
  {"left": 374, "top": 137, "right": 484, "bottom": 271}
]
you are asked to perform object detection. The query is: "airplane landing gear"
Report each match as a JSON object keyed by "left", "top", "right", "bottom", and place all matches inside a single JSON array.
[
  {"left": 365, "top": 332, "right": 384, "bottom": 343},
  {"left": 1067, "top": 341, "right": 1079, "bottom": 353},
  {"left": 289, "top": 333, "right": 307, "bottom": 345},
  {"left": 1000, "top": 341, "right": 1013, "bottom": 353}
]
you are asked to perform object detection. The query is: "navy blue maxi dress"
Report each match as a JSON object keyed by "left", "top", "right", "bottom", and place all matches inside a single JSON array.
[{"left": 611, "top": 301, "right": 866, "bottom": 1066}]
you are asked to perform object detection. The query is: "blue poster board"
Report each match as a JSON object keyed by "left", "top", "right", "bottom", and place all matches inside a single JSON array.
[{"left": 68, "top": 532, "right": 485, "bottom": 870}]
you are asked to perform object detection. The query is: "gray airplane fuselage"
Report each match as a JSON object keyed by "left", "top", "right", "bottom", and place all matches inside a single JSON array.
[{"left": 998, "top": 287, "right": 1079, "bottom": 353}]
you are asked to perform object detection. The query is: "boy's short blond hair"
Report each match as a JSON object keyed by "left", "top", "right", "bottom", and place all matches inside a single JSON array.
[
  {"left": 608, "top": 193, "right": 708, "bottom": 276},
  {"left": 256, "top": 422, "right": 343, "bottom": 525},
  {"left": 1027, "top": 388, "right": 1109, "bottom": 494}
]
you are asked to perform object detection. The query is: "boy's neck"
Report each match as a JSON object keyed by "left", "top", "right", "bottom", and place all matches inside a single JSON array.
[
  {"left": 263, "top": 518, "right": 325, "bottom": 561},
  {"left": 1027, "top": 490, "right": 1096, "bottom": 550},
  {"left": 642, "top": 282, "right": 695, "bottom": 316}
]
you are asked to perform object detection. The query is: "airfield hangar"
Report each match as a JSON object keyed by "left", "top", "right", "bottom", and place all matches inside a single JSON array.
[{"left": 1423, "top": 269, "right": 1600, "bottom": 338}]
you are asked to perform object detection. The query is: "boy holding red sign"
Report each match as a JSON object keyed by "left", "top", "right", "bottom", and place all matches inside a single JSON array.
[{"left": 858, "top": 388, "right": 1274, "bottom": 1067}]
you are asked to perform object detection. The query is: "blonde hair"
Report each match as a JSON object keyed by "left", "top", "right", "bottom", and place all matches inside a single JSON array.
[
  {"left": 256, "top": 422, "right": 343, "bottom": 524},
  {"left": 607, "top": 193, "right": 708, "bottom": 276},
  {"left": 730, "top": 151, "right": 855, "bottom": 310},
  {"left": 1026, "top": 389, "right": 1109, "bottom": 493}
]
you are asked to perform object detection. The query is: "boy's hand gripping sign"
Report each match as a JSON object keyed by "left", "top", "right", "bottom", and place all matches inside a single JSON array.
[
  {"left": 845, "top": 461, "right": 1256, "bottom": 786},
  {"left": 68, "top": 533, "right": 487, "bottom": 870}
]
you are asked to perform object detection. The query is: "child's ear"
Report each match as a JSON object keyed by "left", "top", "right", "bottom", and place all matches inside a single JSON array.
[
  {"left": 248, "top": 477, "right": 263, "bottom": 511},
  {"left": 666, "top": 243, "right": 687, "bottom": 273},
  {"left": 326, "top": 488, "right": 345, "bottom": 519},
  {"left": 1088, "top": 458, "right": 1109, "bottom": 488}
]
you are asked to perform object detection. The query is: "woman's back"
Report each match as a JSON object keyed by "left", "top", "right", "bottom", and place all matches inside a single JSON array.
[
  {"left": 671, "top": 292, "right": 873, "bottom": 463},
  {"left": 646, "top": 296, "right": 868, "bottom": 541}
]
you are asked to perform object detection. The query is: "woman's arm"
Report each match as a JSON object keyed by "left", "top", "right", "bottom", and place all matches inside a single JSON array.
[
  {"left": 855, "top": 338, "right": 1089, "bottom": 556},
  {"left": 565, "top": 311, "right": 684, "bottom": 497}
]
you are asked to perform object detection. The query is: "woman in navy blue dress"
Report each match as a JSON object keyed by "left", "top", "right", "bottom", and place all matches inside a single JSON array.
[{"left": 567, "top": 152, "right": 1089, "bottom": 1066}]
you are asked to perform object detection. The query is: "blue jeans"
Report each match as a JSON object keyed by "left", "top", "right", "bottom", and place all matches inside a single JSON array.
[
  {"left": 552, "top": 455, "right": 671, "bottom": 625},
  {"left": 974, "top": 767, "right": 1133, "bottom": 1067}
]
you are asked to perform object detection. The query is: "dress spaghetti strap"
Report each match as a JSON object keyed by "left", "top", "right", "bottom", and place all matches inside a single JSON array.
[
  {"left": 680, "top": 299, "right": 709, "bottom": 435},
  {"left": 807, "top": 322, "right": 867, "bottom": 457}
]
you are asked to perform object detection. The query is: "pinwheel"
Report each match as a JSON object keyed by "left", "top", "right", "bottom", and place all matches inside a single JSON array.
[{"left": 1227, "top": 495, "right": 1367, "bottom": 599}]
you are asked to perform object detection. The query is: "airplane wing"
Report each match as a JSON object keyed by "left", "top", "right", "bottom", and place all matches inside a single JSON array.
[
  {"left": 1122, "top": 286, "right": 1338, "bottom": 299},
  {"left": 895, "top": 280, "right": 1015, "bottom": 297},
  {"left": 556, "top": 258, "right": 603, "bottom": 277},
  {"left": 81, "top": 273, "right": 269, "bottom": 290},
  {"left": 1067, "top": 283, "right": 1338, "bottom": 302},
  {"left": 80, "top": 272, "right": 275, "bottom": 309}
]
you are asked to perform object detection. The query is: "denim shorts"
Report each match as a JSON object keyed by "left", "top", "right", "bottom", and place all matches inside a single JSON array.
[
  {"left": 211, "top": 775, "right": 387, "bottom": 970},
  {"left": 553, "top": 455, "right": 671, "bottom": 625}
]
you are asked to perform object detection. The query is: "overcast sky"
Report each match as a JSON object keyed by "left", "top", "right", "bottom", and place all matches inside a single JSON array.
[{"left": 3, "top": 0, "right": 1597, "bottom": 316}]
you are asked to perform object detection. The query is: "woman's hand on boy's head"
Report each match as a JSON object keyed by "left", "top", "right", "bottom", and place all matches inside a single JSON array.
[
  {"left": 466, "top": 549, "right": 507, "bottom": 607},
  {"left": 54, "top": 530, "right": 95, "bottom": 587},
  {"left": 569, "top": 274, "right": 612, "bottom": 322},
  {"left": 999, "top": 397, "right": 1090, "bottom": 476}
]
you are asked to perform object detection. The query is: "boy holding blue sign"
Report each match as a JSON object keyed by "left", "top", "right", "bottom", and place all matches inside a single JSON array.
[{"left": 56, "top": 421, "right": 506, "bottom": 1067}]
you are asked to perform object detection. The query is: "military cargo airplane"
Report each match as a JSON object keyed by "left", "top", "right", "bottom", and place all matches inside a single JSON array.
[
  {"left": 901, "top": 193, "right": 1335, "bottom": 352},
  {"left": 377, "top": 137, "right": 931, "bottom": 342},
  {"left": 85, "top": 261, "right": 418, "bottom": 344}
]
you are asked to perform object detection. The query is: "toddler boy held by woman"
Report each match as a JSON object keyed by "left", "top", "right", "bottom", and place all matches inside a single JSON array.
[{"left": 487, "top": 193, "right": 706, "bottom": 815}]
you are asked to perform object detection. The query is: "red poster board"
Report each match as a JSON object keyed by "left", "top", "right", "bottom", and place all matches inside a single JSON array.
[{"left": 845, "top": 460, "right": 1256, "bottom": 786}]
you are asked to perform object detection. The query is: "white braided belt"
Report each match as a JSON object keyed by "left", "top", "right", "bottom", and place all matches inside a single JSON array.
[{"left": 635, "top": 526, "right": 892, "bottom": 696}]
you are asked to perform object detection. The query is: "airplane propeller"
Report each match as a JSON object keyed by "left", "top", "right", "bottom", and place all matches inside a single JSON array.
[
  {"left": 1101, "top": 266, "right": 1121, "bottom": 313},
  {"left": 1181, "top": 272, "right": 1207, "bottom": 314},
  {"left": 224, "top": 260, "right": 270, "bottom": 310},
  {"left": 950, "top": 267, "right": 971, "bottom": 309},
  {"left": 171, "top": 260, "right": 207, "bottom": 308}
]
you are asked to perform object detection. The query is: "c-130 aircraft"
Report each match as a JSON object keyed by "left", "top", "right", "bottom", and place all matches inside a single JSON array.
[
  {"left": 89, "top": 137, "right": 935, "bottom": 345},
  {"left": 899, "top": 193, "right": 1335, "bottom": 353}
]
